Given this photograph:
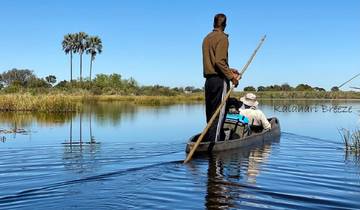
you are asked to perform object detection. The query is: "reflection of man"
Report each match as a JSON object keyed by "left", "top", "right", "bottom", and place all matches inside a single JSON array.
[
  {"left": 202, "top": 13, "right": 240, "bottom": 142},
  {"left": 247, "top": 144, "right": 272, "bottom": 183},
  {"left": 205, "top": 143, "right": 274, "bottom": 208}
]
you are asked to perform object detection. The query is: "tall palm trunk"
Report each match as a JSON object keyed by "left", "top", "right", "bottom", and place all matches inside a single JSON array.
[
  {"left": 89, "top": 57, "right": 93, "bottom": 81},
  {"left": 70, "top": 51, "right": 73, "bottom": 82},
  {"left": 80, "top": 51, "right": 83, "bottom": 82}
]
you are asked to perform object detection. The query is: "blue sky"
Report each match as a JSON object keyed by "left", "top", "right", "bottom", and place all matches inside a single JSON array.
[{"left": 0, "top": 0, "right": 359, "bottom": 90}]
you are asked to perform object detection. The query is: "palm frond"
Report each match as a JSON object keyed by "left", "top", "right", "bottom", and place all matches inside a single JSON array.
[
  {"left": 62, "top": 33, "right": 77, "bottom": 54},
  {"left": 86, "top": 36, "right": 103, "bottom": 59}
]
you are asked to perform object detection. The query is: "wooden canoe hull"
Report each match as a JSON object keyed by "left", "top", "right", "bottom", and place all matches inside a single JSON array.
[{"left": 185, "top": 117, "right": 281, "bottom": 154}]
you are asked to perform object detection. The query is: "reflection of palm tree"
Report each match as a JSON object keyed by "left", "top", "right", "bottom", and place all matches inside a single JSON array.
[
  {"left": 70, "top": 117, "right": 73, "bottom": 144},
  {"left": 80, "top": 112, "right": 83, "bottom": 144},
  {"left": 62, "top": 140, "right": 100, "bottom": 173},
  {"left": 66, "top": 112, "right": 95, "bottom": 144},
  {"left": 89, "top": 107, "right": 95, "bottom": 143},
  {"left": 63, "top": 111, "right": 101, "bottom": 173}
]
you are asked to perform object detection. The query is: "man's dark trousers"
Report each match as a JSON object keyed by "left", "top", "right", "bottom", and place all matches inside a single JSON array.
[{"left": 205, "top": 75, "right": 229, "bottom": 142}]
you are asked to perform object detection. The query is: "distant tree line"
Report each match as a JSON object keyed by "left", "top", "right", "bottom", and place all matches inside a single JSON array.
[
  {"left": 243, "top": 83, "right": 340, "bottom": 92},
  {"left": 0, "top": 68, "right": 56, "bottom": 91},
  {"left": 0, "top": 68, "right": 201, "bottom": 96},
  {"left": 1, "top": 69, "right": 343, "bottom": 95},
  {"left": 56, "top": 74, "right": 202, "bottom": 95}
]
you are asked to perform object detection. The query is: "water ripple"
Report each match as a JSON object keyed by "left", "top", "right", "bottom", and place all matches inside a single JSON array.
[{"left": 1, "top": 133, "right": 360, "bottom": 209}]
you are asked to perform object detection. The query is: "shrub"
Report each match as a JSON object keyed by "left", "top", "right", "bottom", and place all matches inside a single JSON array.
[
  {"left": 331, "top": 86, "right": 340, "bottom": 92},
  {"left": 244, "top": 86, "right": 256, "bottom": 91}
]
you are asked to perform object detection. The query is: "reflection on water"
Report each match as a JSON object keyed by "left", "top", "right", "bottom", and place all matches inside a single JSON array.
[
  {"left": 345, "top": 150, "right": 360, "bottom": 165},
  {"left": 62, "top": 110, "right": 101, "bottom": 174},
  {"left": 0, "top": 102, "right": 141, "bottom": 145},
  {"left": 65, "top": 113, "right": 97, "bottom": 144},
  {"left": 84, "top": 102, "right": 137, "bottom": 126},
  {"left": 63, "top": 143, "right": 101, "bottom": 173},
  {"left": 205, "top": 137, "right": 280, "bottom": 209},
  {"left": 1, "top": 100, "right": 360, "bottom": 209},
  {"left": 0, "top": 112, "right": 74, "bottom": 127},
  {"left": 0, "top": 102, "right": 139, "bottom": 127}
]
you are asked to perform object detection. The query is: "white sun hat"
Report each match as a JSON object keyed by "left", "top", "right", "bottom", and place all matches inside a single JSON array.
[{"left": 240, "top": 92, "right": 259, "bottom": 108}]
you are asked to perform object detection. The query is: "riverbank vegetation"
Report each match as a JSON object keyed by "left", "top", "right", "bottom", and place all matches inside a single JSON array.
[
  {"left": 0, "top": 94, "right": 204, "bottom": 112},
  {"left": 240, "top": 83, "right": 360, "bottom": 99},
  {"left": 1, "top": 31, "right": 359, "bottom": 112},
  {"left": 1, "top": 68, "right": 360, "bottom": 112},
  {"left": 244, "top": 83, "right": 329, "bottom": 92},
  {"left": 0, "top": 94, "right": 78, "bottom": 112},
  {"left": 240, "top": 91, "right": 360, "bottom": 100}
]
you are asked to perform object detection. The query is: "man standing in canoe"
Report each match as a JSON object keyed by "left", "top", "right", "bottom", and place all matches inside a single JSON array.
[{"left": 202, "top": 13, "right": 241, "bottom": 142}]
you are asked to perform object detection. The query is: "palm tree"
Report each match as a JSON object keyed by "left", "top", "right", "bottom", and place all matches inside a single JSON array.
[
  {"left": 62, "top": 34, "right": 76, "bottom": 82},
  {"left": 86, "top": 36, "right": 103, "bottom": 81},
  {"left": 74, "top": 32, "right": 89, "bottom": 82}
]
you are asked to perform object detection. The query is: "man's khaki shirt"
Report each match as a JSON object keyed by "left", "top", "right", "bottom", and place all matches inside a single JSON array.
[{"left": 202, "top": 28, "right": 233, "bottom": 80}]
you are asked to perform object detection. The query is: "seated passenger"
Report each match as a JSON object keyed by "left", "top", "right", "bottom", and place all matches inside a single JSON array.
[
  {"left": 226, "top": 97, "right": 242, "bottom": 114},
  {"left": 239, "top": 93, "right": 271, "bottom": 131}
]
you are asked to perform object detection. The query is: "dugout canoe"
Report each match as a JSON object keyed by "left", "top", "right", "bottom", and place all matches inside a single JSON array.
[{"left": 185, "top": 117, "right": 280, "bottom": 154}]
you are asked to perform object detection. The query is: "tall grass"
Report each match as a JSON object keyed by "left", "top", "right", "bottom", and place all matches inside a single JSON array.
[
  {"left": 81, "top": 94, "right": 204, "bottom": 105},
  {"left": 0, "top": 94, "right": 203, "bottom": 112},
  {"left": 0, "top": 94, "right": 79, "bottom": 112},
  {"left": 339, "top": 128, "right": 360, "bottom": 153},
  {"left": 1, "top": 90, "right": 359, "bottom": 112}
]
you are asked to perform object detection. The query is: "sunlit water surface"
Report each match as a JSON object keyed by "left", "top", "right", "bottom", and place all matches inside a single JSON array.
[{"left": 0, "top": 100, "right": 360, "bottom": 209}]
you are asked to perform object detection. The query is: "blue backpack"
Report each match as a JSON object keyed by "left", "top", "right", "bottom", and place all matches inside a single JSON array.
[
  {"left": 224, "top": 113, "right": 251, "bottom": 138},
  {"left": 226, "top": 113, "right": 249, "bottom": 124}
]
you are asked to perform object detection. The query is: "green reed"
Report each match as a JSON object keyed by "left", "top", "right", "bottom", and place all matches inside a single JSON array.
[
  {"left": 0, "top": 94, "right": 204, "bottom": 112},
  {"left": 1, "top": 90, "right": 359, "bottom": 113},
  {"left": 339, "top": 128, "right": 360, "bottom": 153},
  {"left": 0, "top": 94, "right": 79, "bottom": 112}
]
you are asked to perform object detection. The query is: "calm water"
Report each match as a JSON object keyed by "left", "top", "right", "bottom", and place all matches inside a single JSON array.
[{"left": 1, "top": 100, "right": 360, "bottom": 209}]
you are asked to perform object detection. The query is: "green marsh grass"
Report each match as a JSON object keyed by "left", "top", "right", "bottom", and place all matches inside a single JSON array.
[
  {"left": 1, "top": 90, "right": 360, "bottom": 112},
  {"left": 0, "top": 94, "right": 203, "bottom": 112},
  {"left": 81, "top": 94, "right": 204, "bottom": 105},
  {"left": 339, "top": 128, "right": 360, "bottom": 153},
  {"left": 0, "top": 94, "right": 79, "bottom": 112}
]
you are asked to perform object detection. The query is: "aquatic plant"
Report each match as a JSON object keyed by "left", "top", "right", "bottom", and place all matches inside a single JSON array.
[
  {"left": 339, "top": 128, "right": 360, "bottom": 153},
  {"left": 0, "top": 128, "right": 28, "bottom": 134}
]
